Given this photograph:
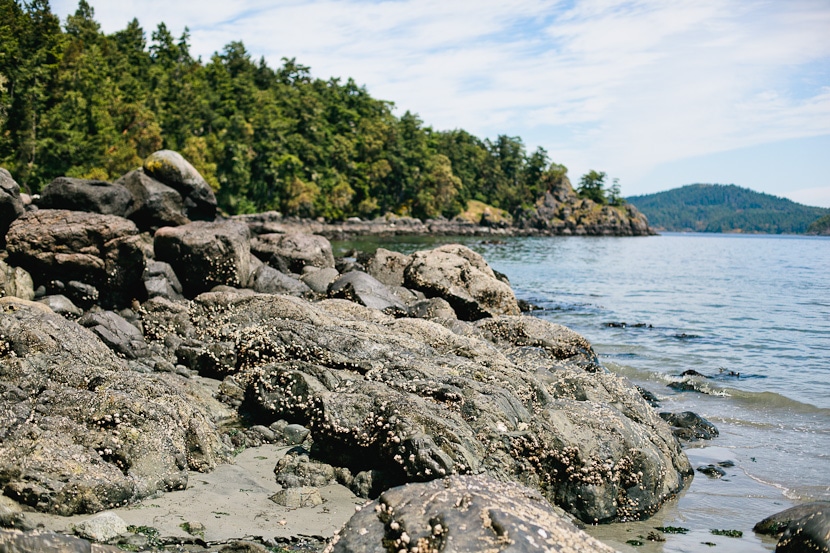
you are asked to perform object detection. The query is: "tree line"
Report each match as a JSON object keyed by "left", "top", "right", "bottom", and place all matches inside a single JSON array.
[{"left": 1, "top": 0, "right": 624, "bottom": 220}]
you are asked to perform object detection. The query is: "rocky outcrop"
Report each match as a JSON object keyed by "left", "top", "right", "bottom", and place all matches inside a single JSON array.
[
  {"left": 251, "top": 232, "right": 335, "bottom": 273},
  {"left": 139, "top": 289, "right": 690, "bottom": 523},
  {"left": 5, "top": 210, "right": 145, "bottom": 308},
  {"left": 0, "top": 298, "right": 228, "bottom": 516},
  {"left": 327, "top": 475, "right": 616, "bottom": 553},
  {"left": 404, "top": 244, "right": 520, "bottom": 320},
  {"left": 154, "top": 220, "right": 251, "bottom": 297},
  {"left": 142, "top": 150, "right": 217, "bottom": 221},
  {"left": 37, "top": 177, "right": 133, "bottom": 218}
]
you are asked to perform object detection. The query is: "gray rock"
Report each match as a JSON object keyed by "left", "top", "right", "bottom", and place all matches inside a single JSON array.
[
  {"left": 327, "top": 271, "right": 408, "bottom": 315},
  {"left": 0, "top": 528, "right": 123, "bottom": 552},
  {"left": 327, "top": 475, "right": 616, "bottom": 553},
  {"left": 408, "top": 297, "right": 457, "bottom": 320},
  {"left": 143, "top": 150, "right": 217, "bottom": 221},
  {"left": 269, "top": 486, "right": 323, "bottom": 508},
  {"left": 776, "top": 504, "right": 830, "bottom": 553},
  {"left": 117, "top": 168, "right": 190, "bottom": 231},
  {"left": 274, "top": 447, "right": 337, "bottom": 488},
  {"left": 0, "top": 260, "right": 34, "bottom": 301},
  {"left": 37, "top": 177, "right": 133, "bottom": 217},
  {"left": 249, "top": 264, "right": 311, "bottom": 296},
  {"left": 175, "top": 340, "right": 237, "bottom": 379},
  {"left": 0, "top": 298, "right": 227, "bottom": 516},
  {"left": 301, "top": 267, "right": 340, "bottom": 295},
  {"left": 283, "top": 424, "right": 311, "bottom": 445},
  {"left": 143, "top": 260, "right": 184, "bottom": 301},
  {"left": 154, "top": 220, "right": 251, "bottom": 297},
  {"left": 5, "top": 210, "right": 146, "bottom": 309},
  {"left": 251, "top": 233, "right": 335, "bottom": 273},
  {"left": 66, "top": 280, "right": 100, "bottom": 307},
  {"left": 78, "top": 310, "right": 149, "bottom": 359},
  {"left": 404, "top": 244, "right": 520, "bottom": 320},
  {"left": 696, "top": 464, "right": 726, "bottom": 478},
  {"left": 163, "top": 291, "right": 690, "bottom": 523},
  {"left": 37, "top": 294, "right": 83, "bottom": 317},
  {"left": 364, "top": 248, "right": 411, "bottom": 287},
  {"left": 660, "top": 411, "right": 719, "bottom": 441},
  {"left": 756, "top": 502, "right": 830, "bottom": 535},
  {"left": 73, "top": 511, "right": 128, "bottom": 542},
  {"left": 0, "top": 168, "right": 25, "bottom": 245}
]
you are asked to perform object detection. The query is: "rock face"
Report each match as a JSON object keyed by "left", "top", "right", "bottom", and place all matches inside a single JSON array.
[
  {"left": 37, "top": 177, "right": 133, "bottom": 217},
  {"left": 0, "top": 298, "right": 227, "bottom": 515},
  {"left": 0, "top": 168, "right": 25, "bottom": 245},
  {"left": 327, "top": 271, "right": 408, "bottom": 315},
  {"left": 143, "top": 150, "right": 217, "bottom": 221},
  {"left": 404, "top": 244, "right": 520, "bottom": 320},
  {"left": 327, "top": 475, "right": 616, "bottom": 553},
  {"left": 5, "top": 210, "right": 146, "bottom": 308},
  {"left": 142, "top": 289, "right": 690, "bottom": 523},
  {"left": 117, "top": 169, "right": 190, "bottom": 231},
  {"left": 154, "top": 221, "right": 251, "bottom": 297},
  {"left": 251, "top": 232, "right": 335, "bottom": 273},
  {"left": 518, "top": 178, "right": 652, "bottom": 236},
  {"left": 0, "top": 260, "right": 34, "bottom": 301}
]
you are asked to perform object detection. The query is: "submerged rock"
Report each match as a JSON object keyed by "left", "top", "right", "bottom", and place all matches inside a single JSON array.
[{"left": 659, "top": 411, "right": 719, "bottom": 441}]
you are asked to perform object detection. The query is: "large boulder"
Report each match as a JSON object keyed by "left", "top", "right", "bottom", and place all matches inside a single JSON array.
[
  {"left": 37, "top": 177, "right": 133, "bottom": 217},
  {"left": 755, "top": 502, "right": 830, "bottom": 553},
  {"left": 0, "top": 168, "right": 25, "bottom": 245},
  {"left": 0, "top": 298, "right": 227, "bottom": 515},
  {"left": 248, "top": 264, "right": 312, "bottom": 296},
  {"left": 117, "top": 169, "right": 190, "bottom": 231},
  {"left": 143, "top": 150, "right": 217, "bottom": 221},
  {"left": 404, "top": 244, "right": 520, "bottom": 320},
  {"left": 251, "top": 233, "right": 335, "bottom": 273},
  {"left": 327, "top": 271, "right": 408, "bottom": 315},
  {"left": 154, "top": 221, "right": 251, "bottom": 298},
  {"left": 142, "top": 289, "right": 691, "bottom": 523},
  {"left": 327, "top": 475, "right": 616, "bottom": 553},
  {"left": 364, "top": 248, "right": 411, "bottom": 287},
  {"left": 5, "top": 210, "right": 146, "bottom": 308}
]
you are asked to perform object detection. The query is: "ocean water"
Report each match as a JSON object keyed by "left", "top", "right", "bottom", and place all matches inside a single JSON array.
[{"left": 334, "top": 232, "right": 830, "bottom": 552}]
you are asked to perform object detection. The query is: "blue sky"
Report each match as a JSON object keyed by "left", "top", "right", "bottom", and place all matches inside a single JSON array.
[{"left": 51, "top": 0, "right": 830, "bottom": 207}]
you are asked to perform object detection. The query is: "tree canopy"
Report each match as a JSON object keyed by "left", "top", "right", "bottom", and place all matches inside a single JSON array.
[{"left": 0, "top": 0, "right": 588, "bottom": 220}]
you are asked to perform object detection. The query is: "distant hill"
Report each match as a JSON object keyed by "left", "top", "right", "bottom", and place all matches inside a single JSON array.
[
  {"left": 627, "top": 184, "right": 830, "bottom": 234},
  {"left": 808, "top": 214, "right": 830, "bottom": 236}
]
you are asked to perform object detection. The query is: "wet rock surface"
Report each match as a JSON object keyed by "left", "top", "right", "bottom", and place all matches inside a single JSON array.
[
  {"left": 327, "top": 475, "right": 617, "bottom": 553},
  {"left": 755, "top": 502, "right": 830, "bottom": 553}
]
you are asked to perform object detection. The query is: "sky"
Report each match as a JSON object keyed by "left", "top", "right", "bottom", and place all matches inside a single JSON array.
[{"left": 50, "top": 0, "right": 830, "bottom": 207}]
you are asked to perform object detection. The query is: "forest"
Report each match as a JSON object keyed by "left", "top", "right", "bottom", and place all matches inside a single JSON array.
[
  {"left": 0, "top": 0, "right": 598, "bottom": 221},
  {"left": 627, "top": 183, "right": 830, "bottom": 234}
]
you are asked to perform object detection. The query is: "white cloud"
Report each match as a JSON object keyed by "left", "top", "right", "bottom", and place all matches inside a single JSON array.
[{"left": 50, "top": 0, "right": 830, "bottom": 196}]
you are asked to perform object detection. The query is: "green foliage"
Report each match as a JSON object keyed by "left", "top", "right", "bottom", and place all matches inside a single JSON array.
[
  {"left": 0, "top": 0, "right": 571, "bottom": 219},
  {"left": 808, "top": 213, "right": 830, "bottom": 235},
  {"left": 628, "top": 184, "right": 830, "bottom": 234},
  {"left": 578, "top": 170, "right": 607, "bottom": 204}
]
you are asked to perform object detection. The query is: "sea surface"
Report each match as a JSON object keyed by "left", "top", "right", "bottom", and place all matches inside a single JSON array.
[{"left": 334, "top": 232, "right": 830, "bottom": 552}]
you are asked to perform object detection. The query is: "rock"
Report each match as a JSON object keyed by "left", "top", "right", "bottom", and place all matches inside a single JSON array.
[
  {"left": 164, "top": 290, "right": 690, "bottom": 523},
  {"left": 154, "top": 220, "right": 251, "bottom": 297},
  {"left": 0, "top": 168, "right": 25, "bottom": 245},
  {"left": 408, "top": 297, "right": 457, "bottom": 320},
  {"left": 326, "top": 475, "right": 616, "bottom": 553},
  {"left": 0, "top": 528, "right": 123, "bottom": 552},
  {"left": 283, "top": 424, "right": 311, "bottom": 445},
  {"left": 327, "top": 271, "right": 408, "bottom": 315},
  {"left": 218, "top": 541, "right": 271, "bottom": 553},
  {"left": 0, "top": 298, "right": 227, "bottom": 515},
  {"left": 36, "top": 294, "right": 83, "bottom": 318},
  {"left": 37, "top": 177, "right": 133, "bottom": 217},
  {"left": 404, "top": 244, "right": 520, "bottom": 320},
  {"left": 756, "top": 502, "right": 830, "bottom": 535},
  {"left": 142, "top": 150, "right": 217, "bottom": 221},
  {"left": 142, "top": 260, "right": 184, "bottom": 301},
  {"left": 78, "top": 310, "right": 149, "bottom": 359},
  {"left": 696, "top": 464, "right": 726, "bottom": 478},
  {"left": 117, "top": 169, "right": 190, "bottom": 231},
  {"left": 364, "top": 248, "right": 411, "bottom": 287},
  {"left": 659, "top": 411, "right": 719, "bottom": 441},
  {"left": 274, "top": 447, "right": 337, "bottom": 488},
  {"left": 0, "top": 260, "right": 34, "bottom": 301},
  {"left": 175, "top": 340, "right": 237, "bottom": 379},
  {"left": 348, "top": 469, "right": 397, "bottom": 499},
  {"left": 301, "top": 267, "right": 340, "bottom": 295},
  {"left": 775, "top": 504, "right": 830, "bottom": 553},
  {"left": 248, "top": 264, "right": 312, "bottom": 296},
  {"left": 5, "top": 210, "right": 146, "bottom": 309},
  {"left": 269, "top": 486, "right": 323, "bottom": 508},
  {"left": 74, "top": 511, "right": 128, "bottom": 542},
  {"left": 251, "top": 233, "right": 335, "bottom": 273}
]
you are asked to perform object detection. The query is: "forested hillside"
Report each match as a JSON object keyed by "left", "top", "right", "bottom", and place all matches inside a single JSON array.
[
  {"left": 627, "top": 184, "right": 830, "bottom": 234},
  {"left": 0, "top": 0, "right": 567, "bottom": 220}
]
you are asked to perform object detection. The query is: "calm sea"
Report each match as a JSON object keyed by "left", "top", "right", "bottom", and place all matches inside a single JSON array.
[{"left": 335, "top": 232, "right": 830, "bottom": 552}]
